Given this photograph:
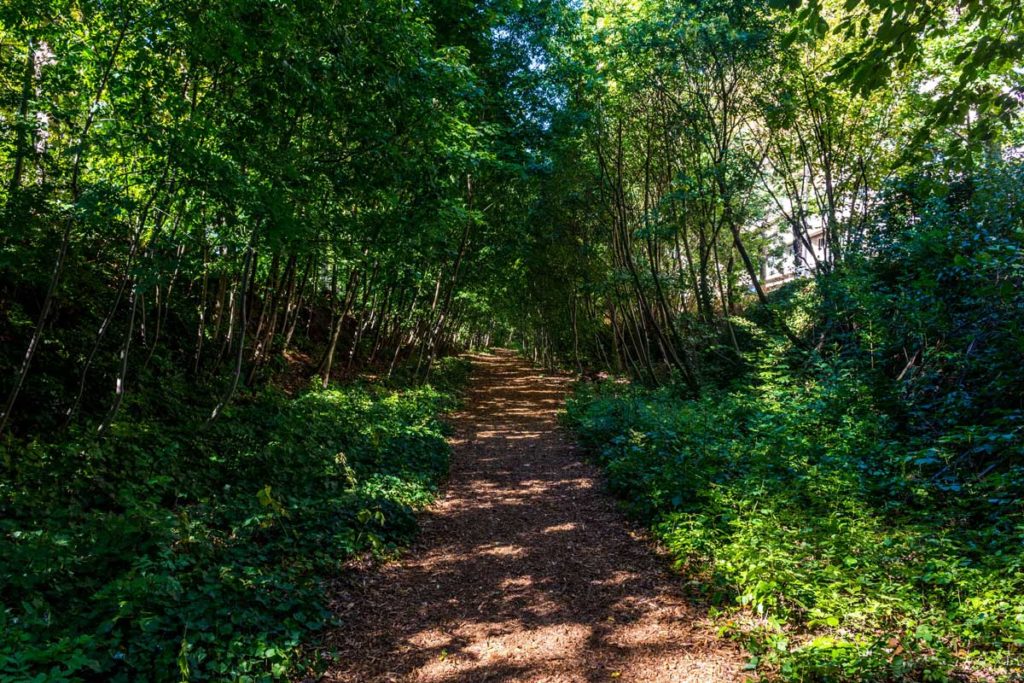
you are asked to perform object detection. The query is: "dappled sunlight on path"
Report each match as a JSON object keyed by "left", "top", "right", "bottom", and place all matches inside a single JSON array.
[{"left": 322, "top": 351, "right": 744, "bottom": 682}]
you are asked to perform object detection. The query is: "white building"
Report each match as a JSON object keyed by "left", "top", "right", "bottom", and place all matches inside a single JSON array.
[{"left": 761, "top": 217, "right": 830, "bottom": 290}]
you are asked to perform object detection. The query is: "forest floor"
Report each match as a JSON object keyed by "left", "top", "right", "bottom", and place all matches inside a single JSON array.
[{"left": 321, "top": 350, "right": 745, "bottom": 682}]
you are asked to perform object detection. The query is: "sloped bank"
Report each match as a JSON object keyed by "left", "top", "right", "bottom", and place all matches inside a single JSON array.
[
  {"left": 564, "top": 350, "right": 1024, "bottom": 682},
  {"left": 0, "top": 358, "right": 470, "bottom": 681}
]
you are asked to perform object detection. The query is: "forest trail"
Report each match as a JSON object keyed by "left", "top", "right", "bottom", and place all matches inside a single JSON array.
[{"left": 322, "top": 351, "right": 744, "bottom": 682}]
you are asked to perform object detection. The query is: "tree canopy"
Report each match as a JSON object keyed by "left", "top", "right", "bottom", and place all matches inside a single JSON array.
[{"left": 1, "top": 0, "right": 1022, "bottom": 679}]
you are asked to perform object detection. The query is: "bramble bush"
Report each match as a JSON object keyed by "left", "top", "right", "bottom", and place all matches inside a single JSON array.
[{"left": 0, "top": 358, "right": 470, "bottom": 682}]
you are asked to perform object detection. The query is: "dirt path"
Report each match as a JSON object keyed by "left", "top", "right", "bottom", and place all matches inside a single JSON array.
[{"left": 322, "top": 351, "right": 744, "bottom": 682}]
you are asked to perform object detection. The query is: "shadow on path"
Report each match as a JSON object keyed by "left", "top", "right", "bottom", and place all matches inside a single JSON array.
[{"left": 322, "top": 351, "right": 744, "bottom": 682}]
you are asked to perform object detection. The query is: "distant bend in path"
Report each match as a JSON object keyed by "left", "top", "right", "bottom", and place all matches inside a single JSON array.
[{"left": 323, "top": 350, "right": 744, "bottom": 682}]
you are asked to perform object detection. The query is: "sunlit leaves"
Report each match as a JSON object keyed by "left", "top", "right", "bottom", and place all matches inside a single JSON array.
[{"left": 778, "top": 0, "right": 1023, "bottom": 131}]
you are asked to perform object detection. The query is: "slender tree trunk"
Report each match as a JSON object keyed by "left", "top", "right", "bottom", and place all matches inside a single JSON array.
[
  {"left": 193, "top": 241, "right": 210, "bottom": 375},
  {"left": 8, "top": 42, "right": 36, "bottom": 195},
  {"left": 0, "top": 23, "right": 130, "bottom": 438},
  {"left": 283, "top": 253, "right": 315, "bottom": 352},
  {"left": 96, "top": 284, "right": 140, "bottom": 436},
  {"left": 210, "top": 231, "right": 257, "bottom": 421},
  {"left": 319, "top": 268, "right": 360, "bottom": 388}
]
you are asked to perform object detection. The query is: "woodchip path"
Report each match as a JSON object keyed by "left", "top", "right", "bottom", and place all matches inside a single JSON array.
[{"left": 322, "top": 350, "right": 744, "bottom": 682}]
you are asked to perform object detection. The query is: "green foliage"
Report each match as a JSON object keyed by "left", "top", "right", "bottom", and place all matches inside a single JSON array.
[
  {"left": 779, "top": 0, "right": 1023, "bottom": 134},
  {"left": 0, "top": 0, "right": 549, "bottom": 438},
  {"left": 0, "top": 376, "right": 461, "bottom": 681},
  {"left": 2, "top": 0, "right": 1022, "bottom": 678},
  {"left": 834, "top": 165, "right": 1024, "bottom": 443},
  {"left": 564, "top": 167, "right": 1024, "bottom": 681},
  {"left": 388, "top": 356, "right": 474, "bottom": 396},
  {"left": 567, "top": 374, "right": 1023, "bottom": 680}
]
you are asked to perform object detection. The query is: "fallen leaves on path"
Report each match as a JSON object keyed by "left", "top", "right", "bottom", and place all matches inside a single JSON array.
[{"left": 321, "top": 351, "right": 745, "bottom": 682}]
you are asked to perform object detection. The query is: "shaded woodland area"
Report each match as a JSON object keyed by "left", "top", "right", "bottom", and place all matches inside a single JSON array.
[{"left": 1, "top": 0, "right": 1022, "bottom": 680}]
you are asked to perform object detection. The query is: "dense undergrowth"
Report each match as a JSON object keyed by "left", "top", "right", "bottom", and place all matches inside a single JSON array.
[
  {"left": 0, "top": 357, "right": 470, "bottom": 682},
  {"left": 567, "top": 364, "right": 1023, "bottom": 681},
  {"left": 565, "top": 169, "right": 1024, "bottom": 682}
]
